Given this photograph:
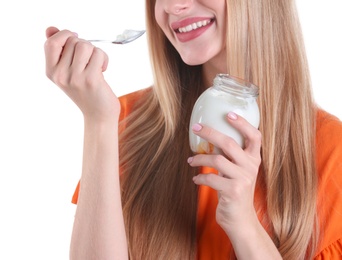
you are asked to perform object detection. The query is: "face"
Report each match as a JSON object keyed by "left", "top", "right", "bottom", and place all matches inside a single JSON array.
[{"left": 154, "top": 0, "right": 227, "bottom": 67}]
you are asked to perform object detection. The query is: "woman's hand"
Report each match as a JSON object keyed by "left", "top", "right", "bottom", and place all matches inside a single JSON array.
[
  {"left": 188, "top": 111, "right": 262, "bottom": 235},
  {"left": 188, "top": 112, "right": 283, "bottom": 258},
  {"left": 44, "top": 26, "right": 120, "bottom": 123}
]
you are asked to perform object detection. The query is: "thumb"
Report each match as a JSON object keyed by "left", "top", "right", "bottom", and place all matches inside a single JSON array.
[{"left": 45, "top": 26, "right": 60, "bottom": 39}]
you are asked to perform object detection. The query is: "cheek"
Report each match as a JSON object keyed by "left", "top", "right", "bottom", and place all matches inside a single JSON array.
[{"left": 154, "top": 3, "right": 164, "bottom": 29}]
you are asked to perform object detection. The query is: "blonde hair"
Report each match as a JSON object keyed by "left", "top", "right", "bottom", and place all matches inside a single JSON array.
[{"left": 120, "top": 0, "right": 318, "bottom": 259}]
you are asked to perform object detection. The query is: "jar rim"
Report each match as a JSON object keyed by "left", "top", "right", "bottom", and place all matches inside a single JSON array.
[{"left": 214, "top": 74, "right": 259, "bottom": 97}]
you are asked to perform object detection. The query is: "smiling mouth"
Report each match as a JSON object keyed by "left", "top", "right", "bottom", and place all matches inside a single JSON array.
[{"left": 176, "top": 19, "right": 214, "bottom": 33}]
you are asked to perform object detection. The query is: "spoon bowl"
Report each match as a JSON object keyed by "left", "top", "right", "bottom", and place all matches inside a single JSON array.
[{"left": 88, "top": 29, "right": 145, "bottom": 44}]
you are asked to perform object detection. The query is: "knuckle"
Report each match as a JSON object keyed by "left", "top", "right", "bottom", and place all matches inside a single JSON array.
[
  {"left": 254, "top": 153, "right": 262, "bottom": 164},
  {"left": 60, "top": 29, "right": 72, "bottom": 34},
  {"left": 203, "top": 173, "right": 216, "bottom": 185},
  {"left": 93, "top": 47, "right": 107, "bottom": 61},
  {"left": 229, "top": 183, "right": 244, "bottom": 199},
  {"left": 243, "top": 174, "right": 255, "bottom": 187},
  {"left": 44, "top": 39, "right": 54, "bottom": 51},
  {"left": 75, "top": 40, "right": 93, "bottom": 52},
  {"left": 222, "top": 137, "right": 236, "bottom": 150},
  {"left": 45, "top": 68, "right": 53, "bottom": 80},
  {"left": 203, "top": 126, "right": 215, "bottom": 138},
  {"left": 250, "top": 129, "right": 262, "bottom": 143},
  {"left": 244, "top": 158, "right": 261, "bottom": 177},
  {"left": 44, "top": 38, "right": 61, "bottom": 53},
  {"left": 65, "top": 35, "right": 79, "bottom": 46},
  {"left": 83, "top": 72, "right": 99, "bottom": 87},
  {"left": 213, "top": 155, "right": 226, "bottom": 166},
  {"left": 93, "top": 47, "right": 103, "bottom": 55}
]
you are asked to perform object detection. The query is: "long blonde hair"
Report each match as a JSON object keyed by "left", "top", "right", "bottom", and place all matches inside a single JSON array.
[{"left": 120, "top": 0, "right": 318, "bottom": 259}]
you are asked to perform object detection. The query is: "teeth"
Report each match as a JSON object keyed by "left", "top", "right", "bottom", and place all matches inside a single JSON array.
[{"left": 178, "top": 19, "right": 211, "bottom": 33}]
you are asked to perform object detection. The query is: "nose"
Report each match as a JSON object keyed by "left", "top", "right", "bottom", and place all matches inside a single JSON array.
[{"left": 164, "top": 0, "right": 193, "bottom": 15}]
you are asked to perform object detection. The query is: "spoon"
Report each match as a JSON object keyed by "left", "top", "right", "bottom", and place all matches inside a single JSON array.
[{"left": 88, "top": 29, "right": 145, "bottom": 44}]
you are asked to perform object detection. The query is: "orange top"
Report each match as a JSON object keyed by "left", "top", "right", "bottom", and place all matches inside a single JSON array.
[{"left": 72, "top": 89, "right": 342, "bottom": 259}]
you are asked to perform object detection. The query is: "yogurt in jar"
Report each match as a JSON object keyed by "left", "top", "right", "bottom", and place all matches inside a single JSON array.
[{"left": 189, "top": 74, "right": 260, "bottom": 154}]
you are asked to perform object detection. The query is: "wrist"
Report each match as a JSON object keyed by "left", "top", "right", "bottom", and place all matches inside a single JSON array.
[
  {"left": 83, "top": 114, "right": 119, "bottom": 128},
  {"left": 82, "top": 97, "right": 121, "bottom": 126},
  {"left": 224, "top": 212, "right": 261, "bottom": 241},
  {"left": 225, "top": 215, "right": 281, "bottom": 259}
]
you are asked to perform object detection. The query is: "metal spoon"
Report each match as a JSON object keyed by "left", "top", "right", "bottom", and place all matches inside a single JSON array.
[{"left": 88, "top": 29, "right": 145, "bottom": 44}]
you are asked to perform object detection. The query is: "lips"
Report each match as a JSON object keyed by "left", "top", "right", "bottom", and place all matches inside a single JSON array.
[{"left": 171, "top": 17, "right": 214, "bottom": 43}]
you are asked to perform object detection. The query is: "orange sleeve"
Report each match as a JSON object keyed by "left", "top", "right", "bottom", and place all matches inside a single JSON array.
[
  {"left": 314, "top": 239, "right": 342, "bottom": 259},
  {"left": 314, "top": 109, "right": 342, "bottom": 257},
  {"left": 71, "top": 88, "right": 151, "bottom": 204},
  {"left": 71, "top": 181, "right": 80, "bottom": 204}
]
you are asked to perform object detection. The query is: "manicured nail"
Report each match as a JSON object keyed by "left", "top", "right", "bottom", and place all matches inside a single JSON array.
[
  {"left": 192, "top": 123, "right": 202, "bottom": 131},
  {"left": 73, "top": 32, "right": 78, "bottom": 37},
  {"left": 187, "top": 157, "right": 193, "bottom": 164},
  {"left": 227, "top": 112, "right": 238, "bottom": 120}
]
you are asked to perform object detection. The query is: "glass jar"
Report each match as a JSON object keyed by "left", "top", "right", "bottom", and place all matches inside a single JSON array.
[{"left": 189, "top": 74, "right": 260, "bottom": 154}]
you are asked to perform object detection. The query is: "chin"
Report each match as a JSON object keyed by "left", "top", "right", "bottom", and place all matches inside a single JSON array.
[{"left": 180, "top": 54, "right": 208, "bottom": 66}]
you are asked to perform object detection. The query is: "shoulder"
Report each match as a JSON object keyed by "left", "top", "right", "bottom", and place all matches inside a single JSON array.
[
  {"left": 315, "top": 108, "right": 342, "bottom": 256},
  {"left": 316, "top": 108, "right": 342, "bottom": 172},
  {"left": 118, "top": 87, "right": 152, "bottom": 122},
  {"left": 316, "top": 109, "right": 342, "bottom": 141}
]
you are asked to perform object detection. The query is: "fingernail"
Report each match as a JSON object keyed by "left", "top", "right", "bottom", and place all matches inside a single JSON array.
[
  {"left": 227, "top": 112, "right": 238, "bottom": 120},
  {"left": 192, "top": 123, "right": 202, "bottom": 131},
  {"left": 73, "top": 32, "right": 78, "bottom": 37},
  {"left": 187, "top": 157, "right": 193, "bottom": 164}
]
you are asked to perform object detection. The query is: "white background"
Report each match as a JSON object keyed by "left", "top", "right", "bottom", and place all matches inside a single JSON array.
[{"left": 0, "top": 1, "right": 341, "bottom": 259}]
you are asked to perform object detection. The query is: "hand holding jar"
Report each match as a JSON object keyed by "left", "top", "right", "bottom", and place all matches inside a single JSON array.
[{"left": 188, "top": 74, "right": 263, "bottom": 237}]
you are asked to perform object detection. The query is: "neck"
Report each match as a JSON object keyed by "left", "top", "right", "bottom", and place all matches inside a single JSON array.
[{"left": 202, "top": 53, "right": 227, "bottom": 88}]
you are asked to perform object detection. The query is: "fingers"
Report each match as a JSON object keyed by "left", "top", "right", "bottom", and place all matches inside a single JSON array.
[
  {"left": 86, "top": 47, "right": 109, "bottom": 73},
  {"left": 44, "top": 26, "right": 109, "bottom": 88},
  {"left": 192, "top": 173, "right": 230, "bottom": 191},
  {"left": 188, "top": 154, "right": 240, "bottom": 179},
  {"left": 68, "top": 39, "right": 95, "bottom": 73},
  {"left": 44, "top": 28, "right": 78, "bottom": 73},
  {"left": 191, "top": 112, "right": 261, "bottom": 160},
  {"left": 189, "top": 112, "right": 261, "bottom": 180},
  {"left": 226, "top": 112, "right": 262, "bottom": 157},
  {"left": 45, "top": 26, "right": 60, "bottom": 39}
]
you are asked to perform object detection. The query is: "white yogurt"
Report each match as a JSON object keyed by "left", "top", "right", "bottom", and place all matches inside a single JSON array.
[
  {"left": 189, "top": 74, "right": 260, "bottom": 154},
  {"left": 115, "top": 30, "right": 140, "bottom": 42}
]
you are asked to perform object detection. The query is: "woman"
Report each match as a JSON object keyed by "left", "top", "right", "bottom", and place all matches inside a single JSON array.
[{"left": 44, "top": 0, "right": 342, "bottom": 259}]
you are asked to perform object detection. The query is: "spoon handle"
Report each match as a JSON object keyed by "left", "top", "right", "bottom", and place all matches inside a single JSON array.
[{"left": 88, "top": 40, "right": 122, "bottom": 44}]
